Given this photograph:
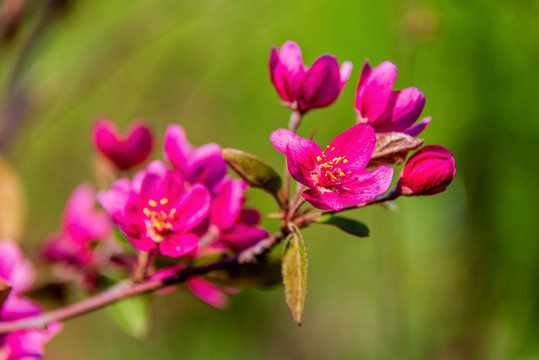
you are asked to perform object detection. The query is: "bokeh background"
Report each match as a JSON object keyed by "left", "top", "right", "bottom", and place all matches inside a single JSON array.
[{"left": 1, "top": 0, "right": 538, "bottom": 359}]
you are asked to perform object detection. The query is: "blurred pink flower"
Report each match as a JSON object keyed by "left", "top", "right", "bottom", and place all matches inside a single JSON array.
[
  {"left": 271, "top": 123, "right": 394, "bottom": 211},
  {"left": 42, "top": 183, "right": 112, "bottom": 267},
  {"left": 269, "top": 41, "right": 352, "bottom": 113},
  {"left": 92, "top": 118, "right": 153, "bottom": 170},
  {"left": 163, "top": 124, "right": 227, "bottom": 194},
  {"left": 0, "top": 240, "right": 61, "bottom": 359},
  {"left": 98, "top": 160, "right": 211, "bottom": 257},
  {"left": 209, "top": 177, "right": 269, "bottom": 252},
  {"left": 397, "top": 145, "right": 456, "bottom": 196},
  {"left": 355, "top": 60, "right": 430, "bottom": 136}
]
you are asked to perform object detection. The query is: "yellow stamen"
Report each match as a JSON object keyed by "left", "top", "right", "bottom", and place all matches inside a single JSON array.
[
  {"left": 316, "top": 156, "right": 322, "bottom": 162},
  {"left": 160, "top": 198, "right": 168, "bottom": 205},
  {"left": 331, "top": 147, "right": 335, "bottom": 151},
  {"left": 148, "top": 199, "right": 157, "bottom": 207},
  {"left": 143, "top": 208, "right": 151, "bottom": 216},
  {"left": 343, "top": 159, "right": 348, "bottom": 164},
  {"left": 165, "top": 223, "right": 172, "bottom": 229}
]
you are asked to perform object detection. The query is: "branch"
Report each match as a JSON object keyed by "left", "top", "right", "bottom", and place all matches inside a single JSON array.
[{"left": 0, "top": 232, "right": 286, "bottom": 334}]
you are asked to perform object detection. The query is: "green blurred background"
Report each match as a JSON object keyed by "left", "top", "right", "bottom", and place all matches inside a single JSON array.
[{"left": 1, "top": 0, "right": 538, "bottom": 359}]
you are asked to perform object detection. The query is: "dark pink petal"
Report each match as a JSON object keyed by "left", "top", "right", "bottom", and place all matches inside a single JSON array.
[
  {"left": 270, "top": 129, "right": 321, "bottom": 188},
  {"left": 140, "top": 160, "right": 182, "bottom": 206},
  {"left": 41, "top": 234, "right": 94, "bottom": 266},
  {"left": 399, "top": 145, "right": 455, "bottom": 196},
  {"left": 302, "top": 189, "right": 345, "bottom": 211},
  {"left": 160, "top": 233, "right": 198, "bottom": 257},
  {"left": 171, "top": 183, "right": 211, "bottom": 233},
  {"left": 269, "top": 41, "right": 306, "bottom": 102},
  {"left": 356, "top": 61, "right": 397, "bottom": 122},
  {"left": 1, "top": 295, "right": 41, "bottom": 321},
  {"left": 187, "top": 143, "right": 227, "bottom": 192},
  {"left": 92, "top": 119, "right": 153, "bottom": 170},
  {"left": 403, "top": 117, "right": 431, "bottom": 137},
  {"left": 372, "top": 87, "right": 425, "bottom": 132},
  {"left": 127, "top": 235, "right": 157, "bottom": 252},
  {"left": 326, "top": 123, "right": 376, "bottom": 172},
  {"left": 3, "top": 321, "right": 61, "bottom": 360},
  {"left": 336, "top": 165, "right": 394, "bottom": 205},
  {"left": 356, "top": 60, "right": 372, "bottom": 91},
  {"left": 97, "top": 178, "right": 132, "bottom": 220},
  {"left": 163, "top": 124, "right": 194, "bottom": 176},
  {"left": 0, "top": 240, "right": 35, "bottom": 292},
  {"left": 238, "top": 209, "right": 260, "bottom": 225},
  {"left": 62, "top": 183, "right": 111, "bottom": 244},
  {"left": 210, "top": 178, "right": 247, "bottom": 230},
  {"left": 220, "top": 223, "right": 270, "bottom": 252},
  {"left": 186, "top": 277, "right": 229, "bottom": 309},
  {"left": 297, "top": 55, "right": 341, "bottom": 111}
]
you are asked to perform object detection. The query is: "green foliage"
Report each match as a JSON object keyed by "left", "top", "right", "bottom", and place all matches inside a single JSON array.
[
  {"left": 315, "top": 215, "right": 370, "bottom": 237},
  {"left": 281, "top": 226, "right": 308, "bottom": 326}
]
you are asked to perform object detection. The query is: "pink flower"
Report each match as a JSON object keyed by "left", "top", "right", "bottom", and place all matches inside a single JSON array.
[
  {"left": 0, "top": 240, "right": 61, "bottom": 359},
  {"left": 149, "top": 265, "right": 233, "bottom": 309},
  {"left": 98, "top": 160, "right": 211, "bottom": 257},
  {"left": 271, "top": 123, "right": 394, "bottom": 211},
  {"left": 269, "top": 41, "right": 352, "bottom": 113},
  {"left": 209, "top": 177, "right": 269, "bottom": 252},
  {"left": 355, "top": 60, "right": 430, "bottom": 137},
  {"left": 397, "top": 145, "right": 456, "bottom": 196},
  {"left": 163, "top": 124, "right": 227, "bottom": 193},
  {"left": 92, "top": 118, "right": 153, "bottom": 170},
  {"left": 42, "top": 183, "right": 112, "bottom": 266}
]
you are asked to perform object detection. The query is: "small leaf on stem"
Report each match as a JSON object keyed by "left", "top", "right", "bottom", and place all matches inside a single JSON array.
[
  {"left": 315, "top": 215, "right": 370, "bottom": 237},
  {"left": 222, "top": 148, "right": 282, "bottom": 195},
  {"left": 282, "top": 225, "right": 308, "bottom": 326}
]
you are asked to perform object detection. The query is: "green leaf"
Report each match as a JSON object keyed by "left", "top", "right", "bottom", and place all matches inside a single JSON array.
[
  {"left": 204, "top": 255, "right": 282, "bottom": 288},
  {"left": 315, "top": 215, "right": 370, "bottom": 237},
  {"left": 222, "top": 148, "right": 282, "bottom": 195},
  {"left": 106, "top": 295, "right": 150, "bottom": 338},
  {"left": 281, "top": 226, "right": 308, "bottom": 326}
]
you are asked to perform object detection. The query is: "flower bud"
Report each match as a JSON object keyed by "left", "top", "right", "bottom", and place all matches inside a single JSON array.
[
  {"left": 398, "top": 145, "right": 455, "bottom": 196},
  {"left": 92, "top": 118, "right": 153, "bottom": 171}
]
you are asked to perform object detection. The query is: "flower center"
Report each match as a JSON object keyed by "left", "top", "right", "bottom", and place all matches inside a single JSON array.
[
  {"left": 315, "top": 147, "right": 351, "bottom": 187},
  {"left": 143, "top": 198, "right": 176, "bottom": 241}
]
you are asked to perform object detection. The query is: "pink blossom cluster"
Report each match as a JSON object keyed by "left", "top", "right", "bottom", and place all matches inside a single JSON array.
[
  {"left": 0, "top": 40, "right": 456, "bottom": 358},
  {"left": 269, "top": 41, "right": 455, "bottom": 210}
]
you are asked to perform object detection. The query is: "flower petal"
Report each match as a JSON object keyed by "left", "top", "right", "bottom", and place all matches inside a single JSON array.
[
  {"left": 0, "top": 240, "right": 35, "bottom": 292},
  {"left": 374, "top": 87, "right": 425, "bottom": 132},
  {"left": 302, "top": 189, "right": 346, "bottom": 211},
  {"left": 339, "top": 61, "right": 353, "bottom": 89},
  {"left": 210, "top": 178, "right": 247, "bottom": 230},
  {"left": 220, "top": 223, "right": 270, "bottom": 252},
  {"left": 163, "top": 124, "right": 194, "bottom": 176},
  {"left": 160, "top": 233, "right": 198, "bottom": 257},
  {"left": 187, "top": 143, "right": 227, "bottom": 192},
  {"left": 337, "top": 165, "right": 394, "bottom": 205},
  {"left": 356, "top": 61, "right": 397, "bottom": 122},
  {"left": 403, "top": 117, "right": 431, "bottom": 137},
  {"left": 326, "top": 123, "right": 376, "bottom": 172},
  {"left": 171, "top": 183, "right": 211, "bottom": 233},
  {"left": 186, "top": 277, "right": 229, "bottom": 309},
  {"left": 269, "top": 41, "right": 306, "bottom": 102},
  {"left": 297, "top": 54, "right": 341, "bottom": 111}
]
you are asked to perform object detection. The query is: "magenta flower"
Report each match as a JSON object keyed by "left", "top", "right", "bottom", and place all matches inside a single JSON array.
[
  {"left": 397, "top": 145, "right": 456, "bottom": 196},
  {"left": 269, "top": 41, "right": 352, "bottom": 113},
  {"left": 271, "top": 123, "right": 394, "bottom": 211},
  {"left": 98, "top": 160, "right": 211, "bottom": 257},
  {"left": 0, "top": 240, "right": 61, "bottom": 359},
  {"left": 150, "top": 265, "right": 234, "bottom": 309},
  {"left": 164, "top": 124, "right": 227, "bottom": 193},
  {"left": 92, "top": 118, "right": 153, "bottom": 170},
  {"left": 42, "top": 183, "right": 112, "bottom": 266},
  {"left": 355, "top": 60, "right": 430, "bottom": 137},
  {"left": 209, "top": 177, "right": 269, "bottom": 252}
]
